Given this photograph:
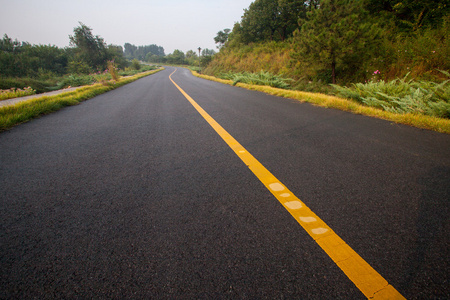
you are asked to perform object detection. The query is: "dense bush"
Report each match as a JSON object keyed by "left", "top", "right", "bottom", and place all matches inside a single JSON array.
[
  {"left": 220, "top": 71, "right": 292, "bottom": 89},
  {"left": 332, "top": 71, "right": 450, "bottom": 118}
]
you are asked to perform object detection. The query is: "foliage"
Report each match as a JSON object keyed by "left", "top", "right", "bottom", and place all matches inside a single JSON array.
[
  {"left": 293, "top": 0, "right": 381, "bottom": 84},
  {"left": 69, "top": 22, "right": 111, "bottom": 72},
  {"left": 124, "top": 43, "right": 165, "bottom": 60},
  {"left": 202, "top": 48, "right": 216, "bottom": 56},
  {"left": 166, "top": 50, "right": 186, "bottom": 65},
  {"left": 108, "top": 45, "right": 129, "bottom": 69},
  {"left": 0, "top": 34, "right": 68, "bottom": 77},
  {"left": 220, "top": 71, "right": 292, "bottom": 89},
  {"left": 185, "top": 50, "right": 198, "bottom": 66},
  {"left": 118, "top": 65, "right": 156, "bottom": 76},
  {"left": 207, "top": 0, "right": 449, "bottom": 91},
  {"left": 369, "top": 15, "right": 450, "bottom": 80},
  {"left": 54, "top": 74, "right": 97, "bottom": 89},
  {"left": 332, "top": 71, "right": 450, "bottom": 118},
  {"left": 193, "top": 70, "right": 450, "bottom": 134},
  {"left": 365, "top": 0, "right": 450, "bottom": 31},
  {"left": 229, "top": 0, "right": 308, "bottom": 44},
  {"left": 0, "top": 77, "right": 58, "bottom": 94},
  {"left": 214, "top": 29, "right": 231, "bottom": 49},
  {"left": 131, "top": 59, "right": 141, "bottom": 70},
  {"left": 0, "top": 87, "right": 36, "bottom": 101},
  {"left": 203, "top": 41, "right": 295, "bottom": 80},
  {"left": 0, "top": 22, "right": 145, "bottom": 94}
]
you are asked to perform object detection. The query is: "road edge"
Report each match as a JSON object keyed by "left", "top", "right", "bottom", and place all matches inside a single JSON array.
[
  {"left": 190, "top": 70, "right": 450, "bottom": 135},
  {"left": 0, "top": 68, "right": 164, "bottom": 132}
]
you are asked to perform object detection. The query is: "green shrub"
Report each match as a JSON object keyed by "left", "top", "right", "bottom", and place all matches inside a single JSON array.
[
  {"left": 131, "top": 59, "right": 141, "bottom": 70},
  {"left": 54, "top": 74, "right": 97, "bottom": 89},
  {"left": 332, "top": 72, "right": 450, "bottom": 118},
  {"left": 220, "top": 71, "right": 292, "bottom": 89}
]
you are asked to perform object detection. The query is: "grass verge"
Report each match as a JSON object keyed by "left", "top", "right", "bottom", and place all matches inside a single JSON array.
[
  {"left": 0, "top": 68, "right": 163, "bottom": 131},
  {"left": 191, "top": 70, "right": 450, "bottom": 134}
]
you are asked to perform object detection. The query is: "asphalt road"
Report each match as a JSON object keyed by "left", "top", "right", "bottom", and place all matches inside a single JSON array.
[{"left": 1, "top": 67, "right": 449, "bottom": 299}]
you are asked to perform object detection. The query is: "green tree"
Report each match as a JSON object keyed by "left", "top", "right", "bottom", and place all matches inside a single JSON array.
[
  {"left": 108, "top": 44, "right": 129, "bottom": 69},
  {"left": 69, "top": 22, "right": 109, "bottom": 73},
  {"left": 124, "top": 43, "right": 165, "bottom": 60},
  {"left": 214, "top": 29, "right": 231, "bottom": 49},
  {"left": 230, "top": 0, "right": 306, "bottom": 45},
  {"left": 294, "top": 0, "right": 380, "bottom": 84},
  {"left": 185, "top": 50, "right": 198, "bottom": 66},
  {"left": 166, "top": 49, "right": 186, "bottom": 65},
  {"left": 200, "top": 49, "right": 216, "bottom": 67},
  {"left": 0, "top": 34, "right": 68, "bottom": 77},
  {"left": 124, "top": 43, "right": 137, "bottom": 59},
  {"left": 201, "top": 48, "right": 216, "bottom": 56},
  {"left": 365, "top": 0, "right": 450, "bottom": 31}
]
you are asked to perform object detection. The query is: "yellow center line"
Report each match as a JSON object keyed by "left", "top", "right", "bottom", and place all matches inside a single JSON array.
[{"left": 169, "top": 69, "right": 405, "bottom": 300}]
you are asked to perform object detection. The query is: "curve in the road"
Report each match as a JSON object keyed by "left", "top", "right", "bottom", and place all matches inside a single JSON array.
[{"left": 169, "top": 68, "right": 405, "bottom": 300}]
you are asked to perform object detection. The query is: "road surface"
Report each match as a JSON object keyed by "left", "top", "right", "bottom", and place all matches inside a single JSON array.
[{"left": 1, "top": 67, "right": 449, "bottom": 299}]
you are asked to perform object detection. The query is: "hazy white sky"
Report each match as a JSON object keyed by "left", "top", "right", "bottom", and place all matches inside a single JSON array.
[{"left": 0, "top": 0, "right": 253, "bottom": 54}]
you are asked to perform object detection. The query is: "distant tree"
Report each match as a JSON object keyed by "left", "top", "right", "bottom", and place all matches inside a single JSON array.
[
  {"left": 201, "top": 48, "right": 216, "bottom": 56},
  {"left": 186, "top": 50, "right": 197, "bottom": 59},
  {"left": 124, "top": 43, "right": 137, "bottom": 59},
  {"left": 108, "top": 44, "right": 129, "bottom": 69},
  {"left": 214, "top": 29, "right": 231, "bottom": 49},
  {"left": 0, "top": 35, "right": 23, "bottom": 77},
  {"left": 124, "top": 43, "right": 165, "bottom": 60},
  {"left": 166, "top": 49, "right": 186, "bottom": 65},
  {"left": 294, "top": 0, "right": 381, "bottom": 84},
  {"left": 0, "top": 34, "right": 21, "bottom": 52},
  {"left": 185, "top": 50, "right": 198, "bottom": 66}
]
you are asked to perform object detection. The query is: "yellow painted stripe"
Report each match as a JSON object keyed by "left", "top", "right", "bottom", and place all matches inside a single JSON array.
[{"left": 169, "top": 69, "right": 405, "bottom": 300}]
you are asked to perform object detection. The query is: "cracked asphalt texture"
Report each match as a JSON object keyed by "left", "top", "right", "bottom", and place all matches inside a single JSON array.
[{"left": 1, "top": 67, "right": 449, "bottom": 299}]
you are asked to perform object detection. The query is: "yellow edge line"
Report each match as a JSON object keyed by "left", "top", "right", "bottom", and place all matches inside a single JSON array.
[{"left": 169, "top": 69, "right": 405, "bottom": 300}]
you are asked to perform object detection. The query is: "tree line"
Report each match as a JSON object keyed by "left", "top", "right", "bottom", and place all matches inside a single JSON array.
[
  {"left": 210, "top": 0, "right": 450, "bottom": 85},
  {"left": 0, "top": 23, "right": 130, "bottom": 78},
  {"left": 124, "top": 43, "right": 165, "bottom": 61},
  {"left": 1, "top": 21, "right": 218, "bottom": 81},
  {"left": 145, "top": 48, "right": 216, "bottom": 67}
]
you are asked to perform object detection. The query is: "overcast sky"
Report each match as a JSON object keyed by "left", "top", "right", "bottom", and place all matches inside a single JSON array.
[{"left": 1, "top": 0, "right": 254, "bottom": 55}]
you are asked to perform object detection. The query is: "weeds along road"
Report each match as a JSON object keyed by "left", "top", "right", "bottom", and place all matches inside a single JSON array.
[{"left": 1, "top": 66, "right": 449, "bottom": 299}]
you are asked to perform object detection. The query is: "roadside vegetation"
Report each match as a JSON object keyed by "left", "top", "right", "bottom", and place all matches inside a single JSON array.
[
  {"left": 192, "top": 70, "right": 450, "bottom": 134},
  {"left": 0, "top": 87, "right": 36, "bottom": 101},
  {"left": 193, "top": 0, "right": 450, "bottom": 133},
  {"left": 206, "top": 0, "right": 449, "bottom": 86},
  {"left": 0, "top": 21, "right": 165, "bottom": 130},
  {"left": 332, "top": 71, "right": 450, "bottom": 118},
  {"left": 220, "top": 71, "right": 292, "bottom": 89},
  {"left": 0, "top": 22, "right": 156, "bottom": 96}
]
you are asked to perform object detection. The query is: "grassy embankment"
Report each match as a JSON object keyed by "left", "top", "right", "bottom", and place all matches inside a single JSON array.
[
  {"left": 0, "top": 68, "right": 163, "bottom": 131},
  {"left": 191, "top": 70, "right": 450, "bottom": 134}
]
